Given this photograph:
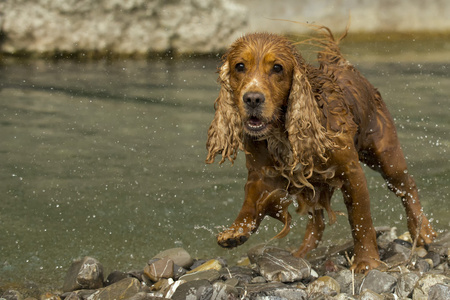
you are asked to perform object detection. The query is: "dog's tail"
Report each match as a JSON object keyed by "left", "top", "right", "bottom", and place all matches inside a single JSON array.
[{"left": 313, "top": 22, "right": 350, "bottom": 66}]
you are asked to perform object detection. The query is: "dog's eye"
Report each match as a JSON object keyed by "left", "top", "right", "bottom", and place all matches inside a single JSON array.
[
  {"left": 273, "top": 64, "right": 283, "bottom": 73},
  {"left": 235, "top": 63, "right": 245, "bottom": 72}
]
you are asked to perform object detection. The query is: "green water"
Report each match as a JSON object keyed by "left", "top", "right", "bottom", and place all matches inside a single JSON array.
[{"left": 1, "top": 44, "right": 449, "bottom": 289}]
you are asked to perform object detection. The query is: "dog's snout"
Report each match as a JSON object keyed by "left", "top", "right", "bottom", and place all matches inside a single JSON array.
[{"left": 243, "top": 92, "right": 265, "bottom": 108}]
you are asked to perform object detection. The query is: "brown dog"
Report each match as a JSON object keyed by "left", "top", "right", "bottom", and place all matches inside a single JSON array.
[{"left": 206, "top": 27, "right": 436, "bottom": 273}]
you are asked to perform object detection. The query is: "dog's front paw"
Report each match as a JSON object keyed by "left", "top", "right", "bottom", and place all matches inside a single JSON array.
[
  {"left": 217, "top": 225, "right": 253, "bottom": 248},
  {"left": 350, "top": 258, "right": 380, "bottom": 274}
]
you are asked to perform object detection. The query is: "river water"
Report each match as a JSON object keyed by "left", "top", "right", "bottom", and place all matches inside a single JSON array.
[{"left": 1, "top": 41, "right": 449, "bottom": 289}]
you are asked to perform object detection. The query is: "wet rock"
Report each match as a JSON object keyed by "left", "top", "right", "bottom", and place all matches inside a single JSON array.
[
  {"left": 383, "top": 241, "right": 411, "bottom": 264},
  {"left": 358, "top": 289, "right": 383, "bottom": 299},
  {"left": 1, "top": 290, "right": 24, "bottom": 300},
  {"left": 331, "top": 269, "right": 365, "bottom": 295},
  {"left": 187, "top": 259, "right": 223, "bottom": 273},
  {"left": 428, "top": 283, "right": 450, "bottom": 300},
  {"left": 62, "top": 292, "right": 81, "bottom": 300},
  {"left": 245, "top": 282, "right": 307, "bottom": 299},
  {"left": 39, "top": 292, "right": 60, "bottom": 300},
  {"left": 211, "top": 282, "right": 239, "bottom": 299},
  {"left": 143, "top": 258, "right": 174, "bottom": 282},
  {"left": 219, "top": 265, "right": 257, "bottom": 284},
  {"left": 89, "top": 277, "right": 141, "bottom": 300},
  {"left": 307, "top": 276, "right": 341, "bottom": 297},
  {"left": 179, "top": 269, "right": 220, "bottom": 283},
  {"left": 152, "top": 248, "right": 193, "bottom": 269},
  {"left": 248, "top": 245, "right": 312, "bottom": 283},
  {"left": 412, "top": 273, "right": 449, "bottom": 299},
  {"left": 414, "top": 258, "right": 432, "bottom": 273},
  {"left": 395, "top": 272, "right": 419, "bottom": 298},
  {"left": 360, "top": 269, "right": 397, "bottom": 294},
  {"left": 105, "top": 271, "right": 129, "bottom": 286},
  {"left": 424, "top": 251, "right": 441, "bottom": 268},
  {"left": 62, "top": 256, "right": 104, "bottom": 292},
  {"left": 173, "top": 264, "right": 187, "bottom": 280},
  {"left": 171, "top": 279, "right": 212, "bottom": 300}
]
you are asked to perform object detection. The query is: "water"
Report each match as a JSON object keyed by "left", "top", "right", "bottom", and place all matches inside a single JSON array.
[{"left": 1, "top": 43, "right": 449, "bottom": 289}]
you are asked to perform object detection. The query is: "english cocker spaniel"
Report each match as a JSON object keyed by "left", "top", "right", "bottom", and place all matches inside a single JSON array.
[{"left": 206, "top": 27, "right": 436, "bottom": 273}]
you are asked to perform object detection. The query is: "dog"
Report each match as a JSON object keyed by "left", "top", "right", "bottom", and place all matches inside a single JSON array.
[{"left": 205, "top": 27, "right": 436, "bottom": 272}]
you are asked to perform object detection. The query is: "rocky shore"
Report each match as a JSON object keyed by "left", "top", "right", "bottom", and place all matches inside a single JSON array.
[{"left": 1, "top": 228, "right": 449, "bottom": 300}]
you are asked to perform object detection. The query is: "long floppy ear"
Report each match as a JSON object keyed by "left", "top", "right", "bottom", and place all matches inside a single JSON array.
[
  {"left": 206, "top": 61, "right": 243, "bottom": 164},
  {"left": 285, "top": 61, "right": 333, "bottom": 187}
]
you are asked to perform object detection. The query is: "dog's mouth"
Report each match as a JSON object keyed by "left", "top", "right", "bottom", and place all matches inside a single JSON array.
[{"left": 244, "top": 116, "right": 269, "bottom": 135}]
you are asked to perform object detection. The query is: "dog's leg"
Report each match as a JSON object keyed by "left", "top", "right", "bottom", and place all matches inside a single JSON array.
[
  {"left": 217, "top": 172, "right": 281, "bottom": 248},
  {"left": 371, "top": 142, "right": 437, "bottom": 245},
  {"left": 292, "top": 209, "right": 325, "bottom": 257},
  {"left": 340, "top": 160, "right": 380, "bottom": 273}
]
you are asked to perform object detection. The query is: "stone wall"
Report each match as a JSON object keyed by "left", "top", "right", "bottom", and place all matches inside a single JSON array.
[{"left": 1, "top": 0, "right": 449, "bottom": 55}]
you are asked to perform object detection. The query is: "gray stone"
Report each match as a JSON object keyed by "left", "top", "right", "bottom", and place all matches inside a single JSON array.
[
  {"left": 383, "top": 242, "right": 411, "bottom": 263},
  {"left": 153, "top": 248, "right": 193, "bottom": 269},
  {"left": 105, "top": 271, "right": 128, "bottom": 286},
  {"left": 424, "top": 251, "right": 441, "bottom": 268},
  {"left": 360, "top": 269, "right": 397, "bottom": 294},
  {"left": 219, "top": 265, "right": 257, "bottom": 283},
  {"left": 1, "top": 290, "right": 24, "bottom": 300},
  {"left": 307, "top": 276, "right": 341, "bottom": 297},
  {"left": 62, "top": 256, "right": 104, "bottom": 292},
  {"left": 248, "top": 245, "right": 312, "bottom": 282},
  {"left": 63, "top": 292, "right": 81, "bottom": 300},
  {"left": 178, "top": 269, "right": 220, "bottom": 283},
  {"left": 413, "top": 274, "right": 449, "bottom": 299},
  {"left": 395, "top": 272, "right": 419, "bottom": 298},
  {"left": 245, "top": 282, "right": 307, "bottom": 299},
  {"left": 428, "top": 283, "right": 450, "bottom": 300},
  {"left": 358, "top": 289, "right": 383, "bottom": 300},
  {"left": 171, "top": 279, "right": 212, "bottom": 300},
  {"left": 211, "top": 282, "right": 239, "bottom": 300},
  {"left": 89, "top": 277, "right": 141, "bottom": 300}
]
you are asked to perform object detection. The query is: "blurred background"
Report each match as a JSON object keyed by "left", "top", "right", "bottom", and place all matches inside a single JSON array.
[
  {"left": 1, "top": 0, "right": 450, "bottom": 56},
  {"left": 1, "top": 0, "right": 449, "bottom": 294}
]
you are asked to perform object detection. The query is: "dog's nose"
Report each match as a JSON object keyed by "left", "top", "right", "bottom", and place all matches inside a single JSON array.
[{"left": 243, "top": 92, "right": 265, "bottom": 108}]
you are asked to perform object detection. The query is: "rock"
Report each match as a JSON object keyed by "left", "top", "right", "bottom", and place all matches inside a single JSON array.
[
  {"left": 307, "top": 276, "right": 341, "bottom": 297},
  {"left": 152, "top": 248, "right": 193, "bottom": 269},
  {"left": 414, "top": 258, "right": 432, "bottom": 273},
  {"left": 395, "top": 272, "right": 419, "bottom": 298},
  {"left": 360, "top": 269, "right": 397, "bottom": 294},
  {"left": 39, "top": 293, "right": 60, "bottom": 300},
  {"left": 1, "top": 290, "right": 24, "bottom": 300},
  {"left": 332, "top": 269, "right": 365, "bottom": 295},
  {"left": 187, "top": 259, "right": 222, "bottom": 273},
  {"left": 178, "top": 269, "right": 220, "bottom": 283},
  {"left": 248, "top": 245, "right": 312, "bottom": 282},
  {"left": 170, "top": 279, "right": 212, "bottom": 300},
  {"left": 428, "top": 284, "right": 450, "bottom": 300},
  {"left": 359, "top": 289, "right": 383, "bottom": 299},
  {"left": 424, "top": 251, "right": 441, "bottom": 268},
  {"left": 211, "top": 282, "right": 239, "bottom": 299},
  {"left": 62, "top": 256, "right": 104, "bottom": 292},
  {"left": 105, "top": 271, "right": 129, "bottom": 286},
  {"left": 1, "top": 0, "right": 247, "bottom": 55},
  {"left": 143, "top": 258, "right": 174, "bottom": 282},
  {"left": 383, "top": 241, "right": 411, "bottom": 264},
  {"left": 245, "top": 282, "right": 307, "bottom": 299},
  {"left": 412, "top": 274, "right": 449, "bottom": 299},
  {"left": 89, "top": 277, "right": 141, "bottom": 300},
  {"left": 62, "top": 292, "right": 81, "bottom": 300},
  {"left": 219, "top": 265, "right": 257, "bottom": 284}
]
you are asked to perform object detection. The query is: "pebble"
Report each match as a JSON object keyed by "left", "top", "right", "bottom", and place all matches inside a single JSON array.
[{"left": 2, "top": 229, "right": 449, "bottom": 300}]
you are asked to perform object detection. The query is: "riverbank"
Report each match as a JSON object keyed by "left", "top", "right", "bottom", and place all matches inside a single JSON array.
[{"left": 1, "top": 228, "right": 448, "bottom": 299}]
